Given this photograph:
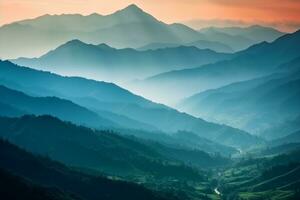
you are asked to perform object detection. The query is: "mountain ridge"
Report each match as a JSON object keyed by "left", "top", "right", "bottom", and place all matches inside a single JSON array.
[
  {"left": 12, "top": 39, "right": 232, "bottom": 83},
  {"left": 0, "top": 60, "right": 261, "bottom": 149},
  {"left": 178, "top": 57, "right": 300, "bottom": 135},
  {"left": 134, "top": 28, "right": 300, "bottom": 104},
  {"left": 0, "top": 4, "right": 284, "bottom": 59}
]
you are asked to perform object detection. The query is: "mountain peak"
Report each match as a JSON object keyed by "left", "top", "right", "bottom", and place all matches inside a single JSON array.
[
  {"left": 49, "top": 39, "right": 92, "bottom": 53},
  {"left": 124, "top": 4, "right": 143, "bottom": 12},
  {"left": 248, "top": 24, "right": 264, "bottom": 29},
  {"left": 97, "top": 43, "right": 115, "bottom": 50},
  {"left": 87, "top": 13, "right": 103, "bottom": 17},
  {"left": 64, "top": 39, "right": 86, "bottom": 46},
  {"left": 110, "top": 4, "right": 158, "bottom": 23},
  {"left": 248, "top": 24, "right": 279, "bottom": 31},
  {"left": 115, "top": 4, "right": 149, "bottom": 16}
]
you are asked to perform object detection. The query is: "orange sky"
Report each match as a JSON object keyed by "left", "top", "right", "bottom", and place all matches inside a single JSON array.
[{"left": 1, "top": 0, "right": 300, "bottom": 32}]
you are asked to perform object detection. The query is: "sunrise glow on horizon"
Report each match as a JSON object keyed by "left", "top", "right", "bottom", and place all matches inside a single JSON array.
[{"left": 1, "top": 0, "right": 300, "bottom": 32}]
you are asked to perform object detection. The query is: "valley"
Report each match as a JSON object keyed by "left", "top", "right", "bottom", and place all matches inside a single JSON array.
[{"left": 0, "top": 2, "right": 300, "bottom": 200}]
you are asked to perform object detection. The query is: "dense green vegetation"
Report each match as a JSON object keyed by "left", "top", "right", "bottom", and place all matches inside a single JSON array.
[
  {"left": 212, "top": 150, "right": 300, "bottom": 200},
  {"left": 1, "top": 114, "right": 299, "bottom": 200},
  {"left": 0, "top": 139, "right": 178, "bottom": 200},
  {"left": 0, "top": 115, "right": 206, "bottom": 180}
]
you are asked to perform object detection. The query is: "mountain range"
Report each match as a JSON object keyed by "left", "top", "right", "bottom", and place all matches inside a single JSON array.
[
  {"left": 0, "top": 83, "right": 236, "bottom": 156},
  {"left": 0, "top": 60, "right": 261, "bottom": 149},
  {"left": 134, "top": 29, "right": 300, "bottom": 104},
  {"left": 0, "top": 85, "right": 118, "bottom": 128},
  {"left": 12, "top": 39, "right": 231, "bottom": 83},
  {"left": 178, "top": 56, "right": 300, "bottom": 136},
  {"left": 1, "top": 3, "right": 300, "bottom": 200},
  {"left": 0, "top": 4, "right": 284, "bottom": 59},
  {"left": 198, "top": 25, "right": 285, "bottom": 51},
  {"left": 137, "top": 40, "right": 234, "bottom": 53},
  {"left": 0, "top": 4, "right": 202, "bottom": 59},
  {"left": 138, "top": 25, "right": 284, "bottom": 52}
]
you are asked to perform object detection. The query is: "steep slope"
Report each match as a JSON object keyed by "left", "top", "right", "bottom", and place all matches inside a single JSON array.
[
  {"left": 0, "top": 60, "right": 260, "bottom": 148},
  {"left": 0, "top": 139, "right": 176, "bottom": 200},
  {"left": 178, "top": 58, "right": 300, "bottom": 135},
  {"left": 0, "top": 4, "right": 204, "bottom": 59},
  {"left": 12, "top": 39, "right": 231, "bottom": 82},
  {"left": 95, "top": 109, "right": 157, "bottom": 131},
  {"left": 0, "top": 115, "right": 204, "bottom": 179},
  {"left": 0, "top": 85, "right": 157, "bottom": 131},
  {"left": 136, "top": 29, "right": 300, "bottom": 104},
  {"left": 116, "top": 129, "right": 237, "bottom": 156},
  {"left": 0, "top": 85, "right": 117, "bottom": 128},
  {"left": 82, "top": 101, "right": 261, "bottom": 149},
  {"left": 17, "top": 4, "right": 159, "bottom": 32},
  {"left": 0, "top": 60, "right": 153, "bottom": 106}
]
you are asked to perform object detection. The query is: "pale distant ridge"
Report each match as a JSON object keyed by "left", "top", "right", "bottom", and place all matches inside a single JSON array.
[{"left": 0, "top": 4, "right": 284, "bottom": 59}]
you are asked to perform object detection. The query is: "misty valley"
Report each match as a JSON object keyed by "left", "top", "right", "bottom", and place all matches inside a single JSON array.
[{"left": 0, "top": 4, "right": 300, "bottom": 200}]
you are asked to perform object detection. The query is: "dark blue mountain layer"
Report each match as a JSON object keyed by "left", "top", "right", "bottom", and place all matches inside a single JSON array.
[
  {"left": 0, "top": 60, "right": 261, "bottom": 148},
  {"left": 137, "top": 29, "right": 300, "bottom": 103}
]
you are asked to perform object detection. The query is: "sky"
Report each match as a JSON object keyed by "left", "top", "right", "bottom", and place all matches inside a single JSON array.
[{"left": 1, "top": 0, "right": 300, "bottom": 32}]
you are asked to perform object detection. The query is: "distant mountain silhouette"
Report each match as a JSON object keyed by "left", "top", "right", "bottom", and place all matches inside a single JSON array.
[
  {"left": 138, "top": 40, "right": 233, "bottom": 53},
  {"left": 199, "top": 25, "right": 285, "bottom": 51},
  {"left": 178, "top": 57, "right": 300, "bottom": 135},
  {"left": 136, "top": 29, "right": 300, "bottom": 103},
  {"left": 0, "top": 4, "right": 201, "bottom": 59},
  {"left": 0, "top": 4, "right": 284, "bottom": 59},
  {"left": 12, "top": 39, "right": 232, "bottom": 82},
  {"left": 203, "top": 25, "right": 284, "bottom": 41},
  {"left": 199, "top": 28, "right": 253, "bottom": 51},
  {"left": 0, "top": 60, "right": 261, "bottom": 148}
]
